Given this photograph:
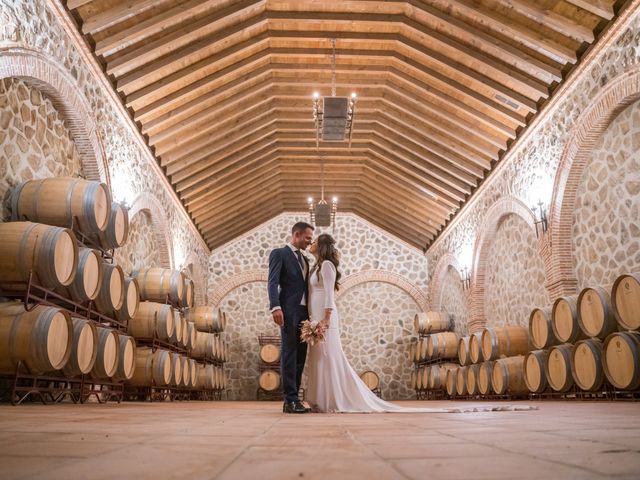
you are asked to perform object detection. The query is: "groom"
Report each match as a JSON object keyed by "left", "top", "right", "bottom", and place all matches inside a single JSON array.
[{"left": 267, "top": 222, "right": 314, "bottom": 414}]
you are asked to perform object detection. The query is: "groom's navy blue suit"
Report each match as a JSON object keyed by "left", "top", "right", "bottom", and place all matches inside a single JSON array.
[{"left": 267, "top": 246, "right": 309, "bottom": 403}]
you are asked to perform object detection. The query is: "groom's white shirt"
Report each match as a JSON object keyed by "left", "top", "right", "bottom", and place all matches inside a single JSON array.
[{"left": 270, "top": 243, "right": 307, "bottom": 313}]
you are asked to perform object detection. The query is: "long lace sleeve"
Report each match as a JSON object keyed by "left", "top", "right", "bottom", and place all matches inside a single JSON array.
[{"left": 321, "top": 261, "right": 336, "bottom": 310}]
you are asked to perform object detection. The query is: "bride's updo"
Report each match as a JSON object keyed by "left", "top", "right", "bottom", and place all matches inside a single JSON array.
[{"left": 314, "top": 234, "right": 342, "bottom": 291}]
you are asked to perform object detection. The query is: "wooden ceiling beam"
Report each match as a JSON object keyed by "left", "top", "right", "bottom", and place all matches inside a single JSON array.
[
  {"left": 67, "top": 0, "right": 94, "bottom": 10},
  {"left": 491, "top": 0, "right": 595, "bottom": 43},
  {"left": 106, "top": 1, "right": 267, "bottom": 77},
  {"left": 94, "top": 0, "right": 229, "bottom": 57},
  {"left": 566, "top": 0, "right": 614, "bottom": 20},
  {"left": 202, "top": 201, "right": 285, "bottom": 246},
  {"left": 348, "top": 206, "right": 428, "bottom": 249},
  {"left": 81, "top": 0, "right": 166, "bottom": 35}
]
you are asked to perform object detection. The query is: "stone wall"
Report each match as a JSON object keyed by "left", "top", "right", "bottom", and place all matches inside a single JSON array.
[
  {"left": 484, "top": 214, "right": 550, "bottom": 327},
  {"left": 113, "top": 210, "right": 160, "bottom": 275},
  {"left": 426, "top": 9, "right": 640, "bottom": 330},
  {"left": 1, "top": 0, "right": 209, "bottom": 278},
  {"left": 438, "top": 266, "right": 469, "bottom": 335},
  {"left": 572, "top": 100, "right": 640, "bottom": 289},
  {"left": 0, "top": 78, "right": 82, "bottom": 218},
  {"left": 210, "top": 212, "right": 427, "bottom": 400}
]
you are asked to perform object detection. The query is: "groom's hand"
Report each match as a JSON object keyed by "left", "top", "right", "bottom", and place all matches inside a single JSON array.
[{"left": 272, "top": 309, "right": 284, "bottom": 326}]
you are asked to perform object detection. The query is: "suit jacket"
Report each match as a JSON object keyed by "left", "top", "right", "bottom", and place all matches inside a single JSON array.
[{"left": 267, "top": 246, "right": 309, "bottom": 321}]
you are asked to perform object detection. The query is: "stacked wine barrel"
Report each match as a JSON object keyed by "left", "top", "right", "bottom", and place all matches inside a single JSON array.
[
  {"left": 525, "top": 273, "right": 640, "bottom": 396},
  {"left": 0, "top": 178, "right": 138, "bottom": 388},
  {"left": 257, "top": 334, "right": 282, "bottom": 399},
  {"left": 409, "top": 312, "right": 459, "bottom": 398}
]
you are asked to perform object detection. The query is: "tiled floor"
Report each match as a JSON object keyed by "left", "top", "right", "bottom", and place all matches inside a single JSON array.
[{"left": 1, "top": 400, "right": 640, "bottom": 479}]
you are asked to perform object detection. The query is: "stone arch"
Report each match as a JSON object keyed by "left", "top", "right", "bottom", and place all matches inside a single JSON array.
[
  {"left": 182, "top": 251, "right": 208, "bottom": 305},
  {"left": 548, "top": 66, "right": 640, "bottom": 298},
  {"left": 469, "top": 196, "right": 537, "bottom": 332},
  {"left": 429, "top": 252, "right": 462, "bottom": 310},
  {"left": 209, "top": 269, "right": 269, "bottom": 307},
  {"left": 129, "top": 193, "right": 174, "bottom": 269},
  {"left": 0, "top": 46, "right": 109, "bottom": 185},
  {"left": 338, "top": 270, "right": 427, "bottom": 311}
]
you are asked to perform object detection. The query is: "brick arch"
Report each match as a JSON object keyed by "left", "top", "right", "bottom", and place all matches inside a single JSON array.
[
  {"left": 429, "top": 253, "right": 462, "bottom": 311},
  {"left": 129, "top": 193, "right": 174, "bottom": 269},
  {"left": 469, "top": 196, "right": 537, "bottom": 332},
  {"left": 548, "top": 66, "right": 640, "bottom": 298},
  {"left": 209, "top": 269, "right": 269, "bottom": 307},
  {"left": 182, "top": 252, "right": 208, "bottom": 305},
  {"left": 337, "top": 270, "right": 427, "bottom": 311},
  {"left": 0, "top": 46, "right": 109, "bottom": 186}
]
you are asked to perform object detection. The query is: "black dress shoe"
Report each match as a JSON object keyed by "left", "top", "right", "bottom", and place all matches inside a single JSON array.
[{"left": 283, "top": 401, "right": 308, "bottom": 414}]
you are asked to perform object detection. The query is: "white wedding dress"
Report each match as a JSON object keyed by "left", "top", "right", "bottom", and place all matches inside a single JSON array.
[{"left": 305, "top": 261, "right": 536, "bottom": 414}]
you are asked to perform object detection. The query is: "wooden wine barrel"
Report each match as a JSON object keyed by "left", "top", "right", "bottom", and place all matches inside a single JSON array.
[
  {"left": 185, "top": 322, "right": 196, "bottom": 351},
  {"left": 414, "top": 311, "right": 451, "bottom": 334},
  {"left": 127, "top": 347, "right": 172, "bottom": 386},
  {"left": 220, "top": 368, "right": 227, "bottom": 390},
  {"left": 418, "top": 338, "right": 429, "bottom": 362},
  {"left": 260, "top": 344, "right": 280, "bottom": 364},
  {"left": 113, "top": 334, "right": 136, "bottom": 381},
  {"left": 259, "top": 370, "right": 280, "bottom": 391},
  {"left": 113, "top": 277, "right": 140, "bottom": 323},
  {"left": 552, "top": 295, "right": 586, "bottom": 343},
  {"left": 180, "top": 315, "right": 189, "bottom": 349},
  {"left": 492, "top": 356, "right": 528, "bottom": 395},
  {"left": 0, "top": 303, "right": 72, "bottom": 374},
  {"left": 445, "top": 368, "right": 458, "bottom": 396},
  {"left": 0, "top": 222, "right": 78, "bottom": 291},
  {"left": 469, "top": 332, "right": 484, "bottom": 363},
  {"left": 191, "top": 332, "right": 215, "bottom": 360},
  {"left": 421, "top": 367, "right": 429, "bottom": 391},
  {"left": 128, "top": 302, "right": 175, "bottom": 342},
  {"left": 481, "top": 325, "right": 529, "bottom": 361},
  {"left": 603, "top": 332, "right": 640, "bottom": 390},
  {"left": 169, "top": 309, "right": 184, "bottom": 347},
  {"left": 133, "top": 268, "right": 185, "bottom": 306},
  {"left": 86, "top": 202, "right": 129, "bottom": 250},
  {"left": 478, "top": 361, "right": 495, "bottom": 395},
  {"left": 415, "top": 367, "right": 424, "bottom": 390},
  {"left": 184, "top": 306, "right": 224, "bottom": 333},
  {"left": 458, "top": 336, "right": 471, "bottom": 366},
  {"left": 179, "top": 356, "right": 190, "bottom": 387},
  {"left": 169, "top": 352, "right": 182, "bottom": 386},
  {"left": 529, "top": 307, "right": 557, "bottom": 350},
  {"left": 187, "top": 358, "right": 198, "bottom": 388},
  {"left": 546, "top": 344, "right": 574, "bottom": 392},
  {"left": 578, "top": 286, "right": 617, "bottom": 340},
  {"left": 410, "top": 369, "right": 417, "bottom": 390},
  {"left": 181, "top": 278, "right": 195, "bottom": 309},
  {"left": 611, "top": 273, "right": 640, "bottom": 331},
  {"left": 93, "top": 263, "right": 125, "bottom": 315},
  {"left": 10, "top": 177, "right": 111, "bottom": 234},
  {"left": 54, "top": 247, "right": 102, "bottom": 303},
  {"left": 571, "top": 339, "right": 604, "bottom": 392},
  {"left": 428, "top": 363, "right": 457, "bottom": 390},
  {"left": 456, "top": 366, "right": 468, "bottom": 396},
  {"left": 524, "top": 350, "right": 548, "bottom": 394},
  {"left": 214, "top": 366, "right": 223, "bottom": 390},
  {"left": 360, "top": 371, "right": 380, "bottom": 391},
  {"left": 61, "top": 318, "right": 97, "bottom": 377},
  {"left": 409, "top": 342, "right": 417, "bottom": 363},
  {"left": 428, "top": 332, "right": 459, "bottom": 359},
  {"left": 198, "top": 364, "right": 215, "bottom": 390},
  {"left": 91, "top": 327, "right": 120, "bottom": 379},
  {"left": 466, "top": 364, "right": 481, "bottom": 395}
]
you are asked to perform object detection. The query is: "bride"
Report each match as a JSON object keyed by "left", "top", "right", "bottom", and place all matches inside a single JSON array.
[{"left": 305, "top": 234, "right": 456, "bottom": 413}]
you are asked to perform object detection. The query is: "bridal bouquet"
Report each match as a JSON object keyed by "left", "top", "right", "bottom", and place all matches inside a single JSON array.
[{"left": 300, "top": 320, "right": 326, "bottom": 345}]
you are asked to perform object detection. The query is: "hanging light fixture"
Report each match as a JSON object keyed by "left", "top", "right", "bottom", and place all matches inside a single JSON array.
[
  {"left": 312, "top": 39, "right": 357, "bottom": 148},
  {"left": 307, "top": 157, "right": 338, "bottom": 228}
]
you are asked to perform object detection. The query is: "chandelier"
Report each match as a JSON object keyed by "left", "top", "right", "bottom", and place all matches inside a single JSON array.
[
  {"left": 312, "top": 39, "right": 357, "bottom": 148},
  {"left": 308, "top": 159, "right": 337, "bottom": 228}
]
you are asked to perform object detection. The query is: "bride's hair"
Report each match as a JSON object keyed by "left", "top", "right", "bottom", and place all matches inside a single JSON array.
[{"left": 314, "top": 234, "right": 342, "bottom": 291}]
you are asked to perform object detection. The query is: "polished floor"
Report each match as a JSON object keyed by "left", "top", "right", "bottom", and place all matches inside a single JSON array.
[{"left": 0, "top": 400, "right": 639, "bottom": 479}]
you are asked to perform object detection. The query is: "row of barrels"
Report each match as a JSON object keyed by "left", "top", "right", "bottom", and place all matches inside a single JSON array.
[
  {"left": 458, "top": 325, "right": 529, "bottom": 365},
  {"left": 529, "top": 273, "right": 640, "bottom": 350},
  {"left": 410, "top": 332, "right": 460, "bottom": 363},
  {"left": 259, "top": 369, "right": 380, "bottom": 393}
]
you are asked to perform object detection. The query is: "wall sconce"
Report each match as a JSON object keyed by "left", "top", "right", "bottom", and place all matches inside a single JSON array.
[
  {"left": 460, "top": 266, "right": 471, "bottom": 291},
  {"left": 532, "top": 200, "right": 548, "bottom": 238}
]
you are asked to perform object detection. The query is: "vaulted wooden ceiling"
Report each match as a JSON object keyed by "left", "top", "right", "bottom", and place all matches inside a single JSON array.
[{"left": 65, "top": 0, "right": 624, "bottom": 250}]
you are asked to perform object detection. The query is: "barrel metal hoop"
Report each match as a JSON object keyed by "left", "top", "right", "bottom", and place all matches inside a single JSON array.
[
  {"left": 83, "top": 181, "right": 100, "bottom": 233},
  {"left": 9, "top": 181, "right": 27, "bottom": 221},
  {"left": 66, "top": 178, "right": 80, "bottom": 228},
  {"left": 17, "top": 223, "right": 39, "bottom": 283},
  {"left": 8, "top": 308, "right": 27, "bottom": 367}
]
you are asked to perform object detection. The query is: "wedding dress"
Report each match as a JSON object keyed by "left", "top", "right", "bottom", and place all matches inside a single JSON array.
[{"left": 305, "top": 261, "right": 536, "bottom": 414}]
